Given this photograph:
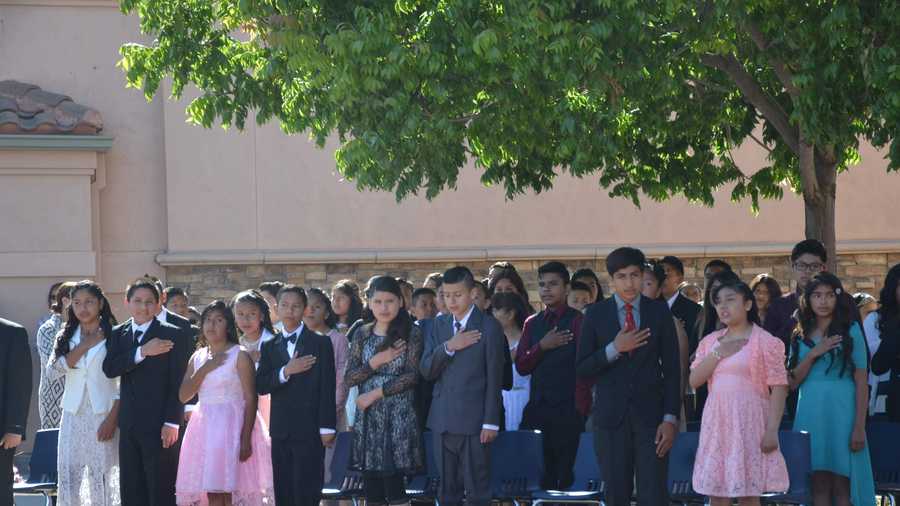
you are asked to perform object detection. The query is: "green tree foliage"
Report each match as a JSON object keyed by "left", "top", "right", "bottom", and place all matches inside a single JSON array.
[{"left": 119, "top": 0, "right": 899, "bottom": 260}]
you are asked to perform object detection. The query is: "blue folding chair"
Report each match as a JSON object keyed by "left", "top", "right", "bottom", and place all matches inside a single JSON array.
[
  {"left": 666, "top": 431, "right": 704, "bottom": 506},
  {"left": 762, "top": 431, "right": 812, "bottom": 505},
  {"left": 490, "top": 430, "right": 544, "bottom": 506},
  {"left": 867, "top": 422, "right": 900, "bottom": 506},
  {"left": 321, "top": 432, "right": 363, "bottom": 506},
  {"left": 531, "top": 432, "right": 603, "bottom": 506},
  {"left": 13, "top": 428, "right": 58, "bottom": 506},
  {"left": 406, "top": 432, "right": 439, "bottom": 505}
]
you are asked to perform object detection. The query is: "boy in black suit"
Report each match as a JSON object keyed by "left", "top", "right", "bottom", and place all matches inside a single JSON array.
[
  {"left": 103, "top": 279, "right": 190, "bottom": 506},
  {"left": 576, "top": 248, "right": 681, "bottom": 506},
  {"left": 0, "top": 318, "right": 31, "bottom": 506},
  {"left": 256, "top": 285, "right": 336, "bottom": 506},
  {"left": 516, "top": 261, "right": 592, "bottom": 491}
]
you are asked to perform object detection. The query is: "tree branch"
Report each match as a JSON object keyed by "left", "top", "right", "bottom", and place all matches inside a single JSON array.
[
  {"left": 699, "top": 53, "right": 799, "bottom": 157},
  {"left": 743, "top": 20, "right": 800, "bottom": 99},
  {"left": 747, "top": 131, "right": 774, "bottom": 155}
]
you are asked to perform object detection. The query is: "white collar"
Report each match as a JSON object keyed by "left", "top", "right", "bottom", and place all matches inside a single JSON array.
[
  {"left": 155, "top": 307, "right": 169, "bottom": 322},
  {"left": 282, "top": 322, "right": 305, "bottom": 340},
  {"left": 667, "top": 292, "right": 680, "bottom": 309},
  {"left": 132, "top": 318, "right": 153, "bottom": 335},
  {"left": 452, "top": 305, "right": 476, "bottom": 329}
]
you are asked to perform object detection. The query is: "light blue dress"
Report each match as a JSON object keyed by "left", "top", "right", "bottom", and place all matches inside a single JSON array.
[{"left": 793, "top": 322, "right": 875, "bottom": 506}]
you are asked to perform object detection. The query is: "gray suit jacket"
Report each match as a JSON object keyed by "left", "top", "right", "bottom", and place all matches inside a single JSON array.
[{"left": 420, "top": 306, "right": 505, "bottom": 436}]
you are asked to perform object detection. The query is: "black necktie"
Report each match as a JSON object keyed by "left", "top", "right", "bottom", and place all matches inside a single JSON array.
[
  {"left": 454, "top": 320, "right": 462, "bottom": 335},
  {"left": 286, "top": 332, "right": 298, "bottom": 345},
  {"left": 133, "top": 329, "right": 143, "bottom": 344}
]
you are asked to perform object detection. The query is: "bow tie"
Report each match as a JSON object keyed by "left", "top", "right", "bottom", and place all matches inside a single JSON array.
[{"left": 285, "top": 332, "right": 298, "bottom": 344}]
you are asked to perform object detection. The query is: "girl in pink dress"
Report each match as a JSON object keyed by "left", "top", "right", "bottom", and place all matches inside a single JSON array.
[
  {"left": 176, "top": 300, "right": 274, "bottom": 506},
  {"left": 232, "top": 290, "right": 276, "bottom": 427},
  {"left": 689, "top": 280, "right": 789, "bottom": 505}
]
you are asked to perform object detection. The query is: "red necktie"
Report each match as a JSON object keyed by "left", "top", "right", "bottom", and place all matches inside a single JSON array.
[
  {"left": 624, "top": 303, "right": 636, "bottom": 332},
  {"left": 624, "top": 303, "right": 636, "bottom": 356}
]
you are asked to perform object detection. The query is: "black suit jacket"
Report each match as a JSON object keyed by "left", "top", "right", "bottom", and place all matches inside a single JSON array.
[
  {"left": 103, "top": 318, "right": 190, "bottom": 433},
  {"left": 871, "top": 320, "right": 900, "bottom": 422},
  {"left": 161, "top": 310, "right": 199, "bottom": 407},
  {"left": 256, "top": 326, "right": 337, "bottom": 440},
  {"left": 575, "top": 295, "right": 681, "bottom": 429},
  {"left": 0, "top": 318, "right": 32, "bottom": 438},
  {"left": 670, "top": 293, "right": 702, "bottom": 353},
  {"left": 420, "top": 306, "right": 505, "bottom": 435}
]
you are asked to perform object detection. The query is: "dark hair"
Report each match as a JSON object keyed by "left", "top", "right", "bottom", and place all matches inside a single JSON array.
[
  {"left": 46, "top": 281, "right": 64, "bottom": 310},
  {"left": 55, "top": 281, "right": 118, "bottom": 358},
  {"left": 606, "top": 247, "right": 646, "bottom": 276},
  {"left": 700, "top": 270, "right": 742, "bottom": 337},
  {"left": 490, "top": 261, "right": 517, "bottom": 273},
  {"left": 876, "top": 263, "right": 900, "bottom": 334},
  {"left": 258, "top": 281, "right": 285, "bottom": 298},
  {"left": 750, "top": 274, "right": 783, "bottom": 302},
  {"left": 396, "top": 277, "right": 414, "bottom": 289},
  {"left": 51, "top": 281, "right": 77, "bottom": 313},
  {"left": 791, "top": 239, "right": 827, "bottom": 264},
  {"left": 141, "top": 274, "right": 165, "bottom": 296},
  {"left": 443, "top": 266, "right": 476, "bottom": 288},
  {"left": 572, "top": 268, "right": 604, "bottom": 301},
  {"left": 645, "top": 261, "right": 666, "bottom": 287},
  {"left": 487, "top": 268, "right": 535, "bottom": 314},
  {"left": 307, "top": 288, "right": 338, "bottom": 329},
  {"left": 198, "top": 300, "right": 239, "bottom": 347},
  {"left": 570, "top": 280, "right": 592, "bottom": 294},
  {"left": 424, "top": 272, "right": 444, "bottom": 288},
  {"left": 163, "top": 286, "right": 188, "bottom": 304},
  {"left": 332, "top": 279, "right": 364, "bottom": 326},
  {"left": 490, "top": 292, "right": 528, "bottom": 329},
  {"left": 276, "top": 284, "right": 308, "bottom": 306},
  {"left": 126, "top": 278, "right": 160, "bottom": 302},
  {"left": 790, "top": 272, "right": 857, "bottom": 377},
  {"left": 711, "top": 280, "right": 761, "bottom": 326},
  {"left": 660, "top": 256, "right": 685, "bottom": 276},
  {"left": 412, "top": 287, "right": 437, "bottom": 306},
  {"left": 230, "top": 289, "right": 275, "bottom": 335},
  {"left": 538, "top": 261, "right": 570, "bottom": 285},
  {"left": 703, "top": 259, "right": 733, "bottom": 275},
  {"left": 474, "top": 280, "right": 489, "bottom": 296},
  {"left": 364, "top": 276, "right": 413, "bottom": 351}
]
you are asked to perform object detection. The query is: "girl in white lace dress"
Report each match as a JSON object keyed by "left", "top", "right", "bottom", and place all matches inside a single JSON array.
[{"left": 47, "top": 281, "right": 120, "bottom": 506}]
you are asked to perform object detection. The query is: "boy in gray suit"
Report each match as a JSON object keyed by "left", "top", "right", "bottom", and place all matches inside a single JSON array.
[{"left": 421, "top": 266, "right": 506, "bottom": 506}]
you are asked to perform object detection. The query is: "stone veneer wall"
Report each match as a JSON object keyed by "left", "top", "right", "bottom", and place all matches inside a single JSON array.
[{"left": 164, "top": 252, "right": 900, "bottom": 307}]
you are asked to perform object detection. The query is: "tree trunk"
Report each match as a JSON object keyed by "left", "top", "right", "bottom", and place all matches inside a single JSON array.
[{"left": 803, "top": 158, "right": 838, "bottom": 272}]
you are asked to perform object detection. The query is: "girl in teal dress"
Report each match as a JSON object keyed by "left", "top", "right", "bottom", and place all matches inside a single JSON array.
[{"left": 789, "top": 273, "right": 875, "bottom": 506}]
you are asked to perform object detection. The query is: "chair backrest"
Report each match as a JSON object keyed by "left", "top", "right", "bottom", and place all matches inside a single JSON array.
[
  {"left": 323, "top": 432, "right": 353, "bottom": 490},
  {"left": 26, "top": 429, "right": 59, "bottom": 484},
  {"left": 666, "top": 431, "right": 699, "bottom": 500},
  {"left": 490, "top": 430, "right": 544, "bottom": 499},
  {"left": 571, "top": 432, "right": 603, "bottom": 493},
  {"left": 867, "top": 422, "right": 900, "bottom": 486},
  {"left": 406, "top": 431, "right": 440, "bottom": 494},
  {"left": 763, "top": 431, "right": 812, "bottom": 504}
]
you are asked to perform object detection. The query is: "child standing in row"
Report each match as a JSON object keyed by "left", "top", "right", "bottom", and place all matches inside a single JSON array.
[{"left": 690, "top": 280, "right": 789, "bottom": 505}]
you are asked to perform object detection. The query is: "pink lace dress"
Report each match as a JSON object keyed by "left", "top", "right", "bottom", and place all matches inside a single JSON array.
[
  {"left": 176, "top": 345, "right": 274, "bottom": 505},
  {"left": 691, "top": 327, "right": 789, "bottom": 497}
]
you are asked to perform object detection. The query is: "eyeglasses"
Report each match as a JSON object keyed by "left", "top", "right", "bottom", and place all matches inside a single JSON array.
[{"left": 793, "top": 262, "right": 825, "bottom": 272}]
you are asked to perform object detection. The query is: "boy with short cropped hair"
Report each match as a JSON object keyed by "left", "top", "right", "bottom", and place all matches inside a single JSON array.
[
  {"left": 411, "top": 288, "right": 438, "bottom": 321},
  {"left": 516, "top": 261, "right": 592, "bottom": 491},
  {"left": 576, "top": 248, "right": 681, "bottom": 506},
  {"left": 568, "top": 281, "right": 593, "bottom": 312}
]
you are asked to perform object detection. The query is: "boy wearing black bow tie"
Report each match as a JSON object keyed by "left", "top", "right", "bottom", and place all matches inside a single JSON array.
[{"left": 256, "top": 285, "right": 336, "bottom": 506}]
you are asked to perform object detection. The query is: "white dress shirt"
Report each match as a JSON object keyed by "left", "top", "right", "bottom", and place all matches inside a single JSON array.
[
  {"left": 277, "top": 323, "right": 335, "bottom": 435},
  {"left": 667, "top": 292, "right": 680, "bottom": 309}
]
